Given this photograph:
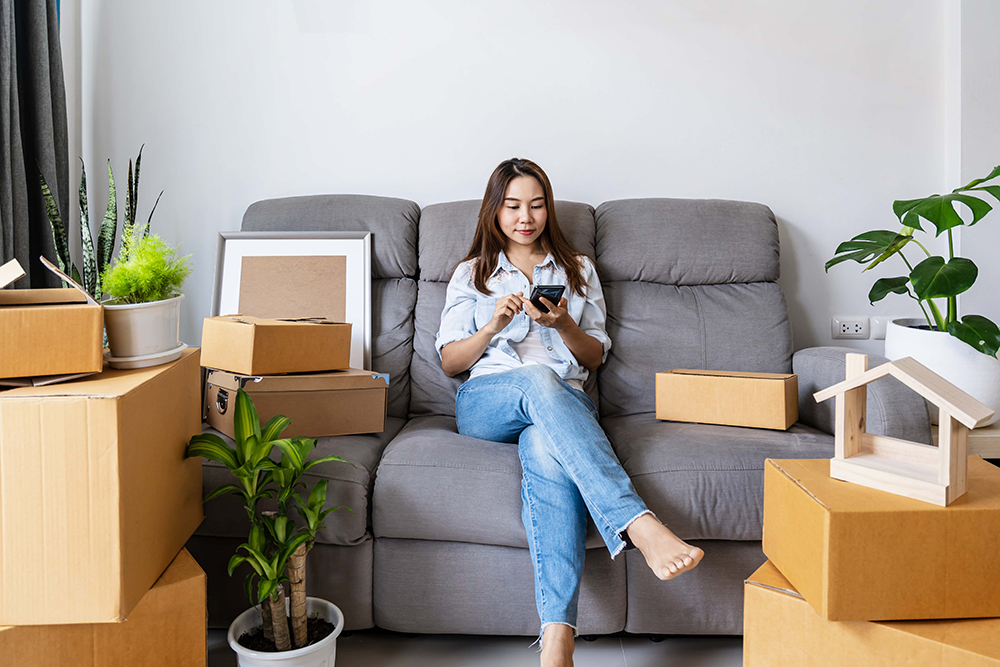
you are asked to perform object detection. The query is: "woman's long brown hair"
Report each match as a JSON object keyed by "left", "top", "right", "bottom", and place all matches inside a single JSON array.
[{"left": 461, "top": 158, "right": 589, "bottom": 297}]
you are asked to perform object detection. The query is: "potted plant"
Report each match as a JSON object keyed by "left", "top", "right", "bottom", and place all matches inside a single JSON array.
[
  {"left": 186, "top": 388, "right": 351, "bottom": 665},
  {"left": 826, "top": 165, "right": 1000, "bottom": 425},
  {"left": 100, "top": 225, "right": 192, "bottom": 367}
]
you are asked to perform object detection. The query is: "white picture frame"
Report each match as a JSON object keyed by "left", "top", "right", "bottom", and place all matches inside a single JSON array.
[{"left": 212, "top": 231, "right": 372, "bottom": 370}]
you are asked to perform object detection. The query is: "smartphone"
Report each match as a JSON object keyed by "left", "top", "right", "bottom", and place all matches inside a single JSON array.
[{"left": 528, "top": 285, "right": 565, "bottom": 314}]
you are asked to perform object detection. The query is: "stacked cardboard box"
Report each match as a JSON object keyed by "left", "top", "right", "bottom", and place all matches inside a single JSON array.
[
  {"left": 201, "top": 315, "right": 388, "bottom": 438},
  {"left": 0, "top": 349, "right": 207, "bottom": 663},
  {"left": 744, "top": 456, "right": 1000, "bottom": 665}
]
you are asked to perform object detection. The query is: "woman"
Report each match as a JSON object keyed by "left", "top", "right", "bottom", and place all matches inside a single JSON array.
[{"left": 436, "top": 158, "right": 704, "bottom": 667}]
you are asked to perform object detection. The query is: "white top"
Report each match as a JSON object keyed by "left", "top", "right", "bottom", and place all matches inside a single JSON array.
[{"left": 473, "top": 317, "right": 584, "bottom": 393}]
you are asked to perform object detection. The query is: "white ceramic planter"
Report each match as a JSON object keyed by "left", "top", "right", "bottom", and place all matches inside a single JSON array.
[
  {"left": 102, "top": 294, "right": 184, "bottom": 365},
  {"left": 228, "top": 597, "right": 344, "bottom": 667},
  {"left": 885, "top": 318, "right": 1000, "bottom": 427}
]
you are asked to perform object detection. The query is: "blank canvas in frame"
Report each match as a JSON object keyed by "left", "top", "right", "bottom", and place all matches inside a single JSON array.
[{"left": 214, "top": 232, "right": 371, "bottom": 369}]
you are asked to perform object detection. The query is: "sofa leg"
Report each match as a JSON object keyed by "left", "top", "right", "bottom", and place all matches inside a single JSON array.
[
  {"left": 580, "top": 635, "right": 598, "bottom": 642},
  {"left": 649, "top": 635, "right": 666, "bottom": 642}
]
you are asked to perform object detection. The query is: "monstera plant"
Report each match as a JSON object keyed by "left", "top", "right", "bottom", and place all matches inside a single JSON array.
[{"left": 826, "top": 165, "right": 1000, "bottom": 358}]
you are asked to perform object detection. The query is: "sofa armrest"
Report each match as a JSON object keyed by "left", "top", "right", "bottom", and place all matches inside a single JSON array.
[{"left": 793, "top": 346, "right": 932, "bottom": 445}]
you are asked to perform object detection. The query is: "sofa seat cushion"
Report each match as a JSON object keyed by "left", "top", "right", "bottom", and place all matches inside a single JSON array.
[
  {"left": 602, "top": 412, "right": 833, "bottom": 541},
  {"left": 373, "top": 416, "right": 606, "bottom": 549},
  {"left": 196, "top": 417, "right": 405, "bottom": 546}
]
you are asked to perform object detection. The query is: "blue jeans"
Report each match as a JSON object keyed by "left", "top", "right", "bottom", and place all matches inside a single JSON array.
[{"left": 455, "top": 365, "right": 653, "bottom": 647}]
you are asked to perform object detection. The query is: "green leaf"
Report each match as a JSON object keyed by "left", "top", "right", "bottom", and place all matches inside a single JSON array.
[
  {"left": 892, "top": 198, "right": 925, "bottom": 231},
  {"left": 71, "top": 265, "right": 82, "bottom": 285},
  {"left": 145, "top": 190, "right": 163, "bottom": 237},
  {"left": 186, "top": 433, "right": 240, "bottom": 470},
  {"left": 277, "top": 532, "right": 312, "bottom": 564},
  {"left": 124, "top": 157, "right": 134, "bottom": 242},
  {"left": 270, "top": 439, "right": 306, "bottom": 472},
  {"left": 203, "top": 483, "right": 243, "bottom": 503},
  {"left": 78, "top": 160, "right": 97, "bottom": 297},
  {"left": 37, "top": 168, "right": 70, "bottom": 275},
  {"left": 234, "top": 389, "right": 262, "bottom": 459},
  {"left": 968, "top": 185, "right": 1000, "bottom": 204},
  {"left": 132, "top": 145, "right": 143, "bottom": 231},
  {"left": 868, "top": 277, "right": 910, "bottom": 304},
  {"left": 243, "top": 573, "right": 257, "bottom": 607},
  {"left": 261, "top": 415, "right": 292, "bottom": 443},
  {"left": 307, "top": 479, "right": 328, "bottom": 509},
  {"left": 304, "top": 454, "right": 351, "bottom": 472},
  {"left": 958, "top": 165, "right": 1000, "bottom": 190},
  {"left": 895, "top": 193, "right": 992, "bottom": 236},
  {"left": 909, "top": 256, "right": 978, "bottom": 300},
  {"left": 947, "top": 315, "right": 1000, "bottom": 358},
  {"left": 862, "top": 235, "right": 913, "bottom": 273},
  {"left": 257, "top": 579, "right": 276, "bottom": 605},
  {"left": 97, "top": 161, "right": 118, "bottom": 279},
  {"left": 825, "top": 231, "right": 904, "bottom": 272}
]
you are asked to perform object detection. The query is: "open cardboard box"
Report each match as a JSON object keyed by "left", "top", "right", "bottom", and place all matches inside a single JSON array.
[
  {"left": 205, "top": 367, "right": 389, "bottom": 439},
  {"left": 655, "top": 369, "right": 798, "bottom": 430},
  {"left": 0, "top": 258, "right": 103, "bottom": 384},
  {"left": 744, "top": 560, "right": 1000, "bottom": 666},
  {"left": 0, "top": 348, "right": 204, "bottom": 625},
  {"left": 762, "top": 456, "right": 1000, "bottom": 622},
  {"left": 201, "top": 314, "right": 351, "bottom": 375},
  {"left": 0, "top": 549, "right": 207, "bottom": 667}
]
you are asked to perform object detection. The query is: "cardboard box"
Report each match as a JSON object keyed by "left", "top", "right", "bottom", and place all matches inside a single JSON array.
[
  {"left": 201, "top": 314, "right": 351, "bottom": 375},
  {"left": 0, "top": 549, "right": 207, "bottom": 667},
  {"left": 655, "top": 369, "right": 798, "bottom": 430},
  {"left": 762, "top": 457, "right": 1000, "bottom": 622},
  {"left": 744, "top": 560, "right": 1000, "bottom": 666},
  {"left": 0, "top": 349, "right": 204, "bottom": 625},
  {"left": 0, "top": 258, "right": 103, "bottom": 381},
  {"left": 205, "top": 367, "right": 389, "bottom": 439}
]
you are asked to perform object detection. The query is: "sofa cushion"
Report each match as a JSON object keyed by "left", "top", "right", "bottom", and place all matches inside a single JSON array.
[
  {"left": 373, "top": 278, "right": 417, "bottom": 419},
  {"left": 195, "top": 418, "right": 405, "bottom": 547},
  {"left": 242, "top": 194, "right": 419, "bottom": 279},
  {"left": 595, "top": 198, "right": 779, "bottom": 285},
  {"left": 602, "top": 412, "right": 833, "bottom": 541},
  {"left": 599, "top": 281, "right": 793, "bottom": 417},
  {"left": 373, "top": 416, "right": 606, "bottom": 549}
]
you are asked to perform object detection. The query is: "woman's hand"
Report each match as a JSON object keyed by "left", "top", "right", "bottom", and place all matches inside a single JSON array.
[
  {"left": 486, "top": 292, "right": 524, "bottom": 334},
  {"left": 522, "top": 296, "right": 571, "bottom": 331}
]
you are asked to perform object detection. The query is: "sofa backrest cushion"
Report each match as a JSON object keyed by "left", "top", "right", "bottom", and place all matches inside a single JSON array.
[
  {"left": 241, "top": 194, "right": 419, "bottom": 419},
  {"left": 409, "top": 200, "right": 598, "bottom": 417},
  {"left": 594, "top": 198, "right": 793, "bottom": 417}
]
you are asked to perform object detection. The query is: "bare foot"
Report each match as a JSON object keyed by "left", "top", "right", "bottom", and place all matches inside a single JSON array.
[
  {"left": 626, "top": 514, "right": 704, "bottom": 581},
  {"left": 540, "top": 623, "right": 574, "bottom": 667}
]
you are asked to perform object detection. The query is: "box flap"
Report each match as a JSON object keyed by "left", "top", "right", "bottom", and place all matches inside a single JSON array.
[
  {"left": 0, "top": 371, "right": 99, "bottom": 388},
  {"left": 208, "top": 367, "right": 389, "bottom": 392},
  {"left": 220, "top": 314, "right": 347, "bottom": 326},
  {"left": 768, "top": 457, "right": 1000, "bottom": 513},
  {"left": 40, "top": 256, "right": 99, "bottom": 305},
  {"left": 668, "top": 368, "right": 796, "bottom": 380},
  {"left": 0, "top": 349, "right": 199, "bottom": 400},
  {"left": 0, "top": 289, "right": 90, "bottom": 306},
  {"left": 0, "top": 259, "right": 25, "bottom": 289},
  {"left": 745, "top": 561, "right": 804, "bottom": 599}
]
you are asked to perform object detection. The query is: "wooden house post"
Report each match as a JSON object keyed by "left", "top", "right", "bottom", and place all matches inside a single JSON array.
[{"left": 835, "top": 353, "right": 868, "bottom": 460}]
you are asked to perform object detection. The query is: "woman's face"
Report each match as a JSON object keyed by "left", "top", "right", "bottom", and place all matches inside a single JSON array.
[{"left": 496, "top": 176, "right": 547, "bottom": 251}]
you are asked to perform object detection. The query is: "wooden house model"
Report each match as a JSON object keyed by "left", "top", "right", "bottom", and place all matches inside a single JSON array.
[{"left": 813, "top": 353, "right": 995, "bottom": 506}]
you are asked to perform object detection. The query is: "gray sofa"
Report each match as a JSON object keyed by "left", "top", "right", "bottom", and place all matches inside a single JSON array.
[{"left": 186, "top": 194, "right": 931, "bottom": 636}]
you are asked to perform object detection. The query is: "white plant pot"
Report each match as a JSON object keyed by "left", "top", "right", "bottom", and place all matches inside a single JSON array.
[
  {"left": 102, "top": 294, "right": 184, "bottom": 363},
  {"left": 228, "top": 597, "right": 344, "bottom": 667},
  {"left": 884, "top": 318, "right": 1000, "bottom": 427}
]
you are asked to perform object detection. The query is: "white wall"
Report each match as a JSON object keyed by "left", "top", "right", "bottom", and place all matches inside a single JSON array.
[
  {"left": 960, "top": 0, "right": 1000, "bottom": 324},
  {"left": 63, "top": 0, "right": 957, "bottom": 352}
]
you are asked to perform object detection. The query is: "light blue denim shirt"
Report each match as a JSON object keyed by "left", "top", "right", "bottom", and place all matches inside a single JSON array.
[{"left": 435, "top": 250, "right": 612, "bottom": 385}]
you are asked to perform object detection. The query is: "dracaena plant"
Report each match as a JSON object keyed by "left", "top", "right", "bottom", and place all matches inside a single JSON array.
[
  {"left": 186, "top": 388, "right": 351, "bottom": 652},
  {"left": 38, "top": 145, "right": 162, "bottom": 300},
  {"left": 826, "top": 165, "right": 1000, "bottom": 358}
]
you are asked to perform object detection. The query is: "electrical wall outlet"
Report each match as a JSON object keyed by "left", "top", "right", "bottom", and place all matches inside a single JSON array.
[{"left": 831, "top": 316, "right": 870, "bottom": 339}]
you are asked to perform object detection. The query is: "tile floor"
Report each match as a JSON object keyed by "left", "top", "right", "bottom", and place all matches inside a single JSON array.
[{"left": 208, "top": 628, "right": 743, "bottom": 666}]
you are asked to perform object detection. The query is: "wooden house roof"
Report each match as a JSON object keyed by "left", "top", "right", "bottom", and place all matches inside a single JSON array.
[{"left": 812, "top": 356, "right": 994, "bottom": 429}]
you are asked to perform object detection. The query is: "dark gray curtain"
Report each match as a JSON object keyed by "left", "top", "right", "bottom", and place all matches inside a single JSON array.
[{"left": 1, "top": 0, "right": 67, "bottom": 288}]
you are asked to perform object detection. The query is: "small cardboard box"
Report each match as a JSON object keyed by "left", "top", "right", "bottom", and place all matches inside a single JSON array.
[
  {"left": 0, "top": 348, "right": 204, "bottom": 625},
  {"left": 201, "top": 314, "right": 351, "bottom": 375},
  {"left": 655, "top": 369, "right": 798, "bottom": 430},
  {"left": 205, "top": 367, "right": 389, "bottom": 439},
  {"left": 0, "top": 258, "right": 103, "bottom": 381},
  {"left": 0, "top": 549, "right": 207, "bottom": 667},
  {"left": 762, "top": 457, "right": 1000, "bottom": 622},
  {"left": 744, "top": 560, "right": 1000, "bottom": 666}
]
